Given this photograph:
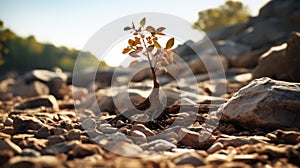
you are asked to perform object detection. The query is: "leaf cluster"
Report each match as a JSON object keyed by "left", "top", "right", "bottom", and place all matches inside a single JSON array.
[{"left": 123, "top": 17, "right": 178, "bottom": 71}]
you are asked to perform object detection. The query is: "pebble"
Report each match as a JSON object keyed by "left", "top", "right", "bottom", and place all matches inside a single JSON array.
[
  {"left": 141, "top": 139, "right": 177, "bottom": 151},
  {"left": 173, "top": 152, "right": 207, "bottom": 166},
  {"left": 51, "top": 127, "right": 67, "bottom": 135},
  {"left": 116, "top": 120, "right": 126, "bottom": 128},
  {"left": 15, "top": 95, "right": 59, "bottom": 111},
  {"left": 13, "top": 116, "right": 46, "bottom": 134},
  {"left": 0, "top": 123, "right": 4, "bottom": 129},
  {"left": 102, "top": 127, "right": 118, "bottom": 134},
  {"left": 0, "top": 139, "right": 22, "bottom": 155},
  {"left": 178, "top": 128, "right": 216, "bottom": 149},
  {"left": 71, "top": 143, "right": 104, "bottom": 158},
  {"left": 81, "top": 118, "right": 97, "bottom": 131},
  {"left": 47, "top": 135, "right": 66, "bottom": 146},
  {"left": 35, "top": 126, "right": 51, "bottom": 139},
  {"left": 131, "top": 124, "right": 155, "bottom": 137},
  {"left": 65, "top": 129, "right": 81, "bottom": 140},
  {"left": 4, "top": 117, "right": 13, "bottom": 126},
  {"left": 207, "top": 142, "right": 224, "bottom": 154},
  {"left": 20, "top": 148, "right": 41, "bottom": 157},
  {"left": 97, "top": 123, "right": 112, "bottom": 132},
  {"left": 42, "top": 140, "right": 80, "bottom": 155}
]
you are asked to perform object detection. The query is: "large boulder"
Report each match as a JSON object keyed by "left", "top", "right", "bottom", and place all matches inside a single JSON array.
[
  {"left": 205, "top": 0, "right": 300, "bottom": 68},
  {"left": 219, "top": 77, "right": 300, "bottom": 129},
  {"left": 253, "top": 32, "right": 300, "bottom": 82}
]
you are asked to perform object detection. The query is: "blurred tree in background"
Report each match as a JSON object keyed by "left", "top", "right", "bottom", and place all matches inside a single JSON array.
[
  {"left": 193, "top": 0, "right": 250, "bottom": 33},
  {"left": 0, "top": 20, "right": 108, "bottom": 74}
]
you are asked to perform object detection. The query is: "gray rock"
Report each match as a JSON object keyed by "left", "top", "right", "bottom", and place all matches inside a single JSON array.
[
  {"left": 220, "top": 77, "right": 300, "bottom": 129},
  {"left": 102, "top": 127, "right": 118, "bottom": 134},
  {"left": 109, "top": 141, "right": 143, "bottom": 157},
  {"left": 81, "top": 118, "right": 97, "bottom": 131},
  {"left": 42, "top": 140, "right": 80, "bottom": 155},
  {"left": 15, "top": 95, "right": 59, "bottom": 111},
  {"left": 216, "top": 40, "right": 252, "bottom": 59},
  {"left": 11, "top": 81, "right": 49, "bottom": 98},
  {"left": 0, "top": 139, "right": 22, "bottom": 155},
  {"left": 141, "top": 139, "right": 177, "bottom": 151}
]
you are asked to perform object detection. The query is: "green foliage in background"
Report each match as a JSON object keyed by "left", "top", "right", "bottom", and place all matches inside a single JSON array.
[
  {"left": 0, "top": 20, "right": 108, "bottom": 73},
  {"left": 193, "top": 0, "right": 250, "bottom": 33}
]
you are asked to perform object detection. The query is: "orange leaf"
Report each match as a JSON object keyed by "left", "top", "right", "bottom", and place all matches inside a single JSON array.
[
  {"left": 136, "top": 46, "right": 143, "bottom": 51},
  {"left": 128, "top": 39, "right": 135, "bottom": 47},
  {"left": 153, "top": 40, "right": 161, "bottom": 49},
  {"left": 122, "top": 47, "right": 131, "bottom": 54},
  {"left": 134, "top": 37, "right": 141, "bottom": 45},
  {"left": 165, "top": 38, "right": 174, "bottom": 49},
  {"left": 129, "top": 60, "right": 138, "bottom": 67}
]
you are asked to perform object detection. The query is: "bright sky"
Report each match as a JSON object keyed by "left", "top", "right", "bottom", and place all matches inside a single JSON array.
[{"left": 0, "top": 0, "right": 270, "bottom": 66}]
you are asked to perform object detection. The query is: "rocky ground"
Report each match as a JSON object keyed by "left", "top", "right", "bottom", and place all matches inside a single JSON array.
[{"left": 1, "top": 0, "right": 300, "bottom": 168}]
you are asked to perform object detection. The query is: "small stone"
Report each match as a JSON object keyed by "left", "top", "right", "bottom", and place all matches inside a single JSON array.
[
  {"left": 207, "top": 142, "right": 224, "bottom": 154},
  {"left": 42, "top": 140, "right": 80, "bottom": 155},
  {"left": 6, "top": 155, "right": 64, "bottom": 168},
  {"left": 71, "top": 143, "right": 104, "bottom": 158},
  {"left": 20, "top": 148, "right": 41, "bottom": 157},
  {"left": 0, "top": 139, "right": 22, "bottom": 155},
  {"left": 225, "top": 124, "right": 237, "bottom": 134},
  {"left": 116, "top": 120, "right": 126, "bottom": 128},
  {"left": 0, "top": 123, "right": 4, "bottom": 129},
  {"left": 109, "top": 141, "right": 143, "bottom": 157},
  {"left": 141, "top": 139, "right": 177, "bottom": 151},
  {"left": 173, "top": 152, "right": 207, "bottom": 166},
  {"left": 51, "top": 127, "right": 67, "bottom": 135},
  {"left": 97, "top": 123, "right": 112, "bottom": 132},
  {"left": 131, "top": 124, "right": 155, "bottom": 137},
  {"left": 205, "top": 153, "right": 228, "bottom": 164},
  {"left": 0, "top": 150, "right": 14, "bottom": 167},
  {"left": 12, "top": 81, "right": 50, "bottom": 98},
  {"left": 0, "top": 132, "right": 11, "bottom": 140},
  {"left": 274, "top": 130, "right": 300, "bottom": 144},
  {"left": 15, "top": 95, "right": 59, "bottom": 111},
  {"left": 218, "top": 162, "right": 252, "bottom": 168},
  {"left": 81, "top": 118, "right": 96, "bottom": 131},
  {"left": 47, "top": 135, "right": 65, "bottom": 146},
  {"left": 35, "top": 127, "right": 51, "bottom": 139},
  {"left": 178, "top": 128, "right": 216, "bottom": 149},
  {"left": 65, "top": 129, "right": 81, "bottom": 140},
  {"left": 4, "top": 117, "right": 13, "bottom": 126},
  {"left": 13, "top": 116, "right": 46, "bottom": 134},
  {"left": 102, "top": 127, "right": 118, "bottom": 134}
]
